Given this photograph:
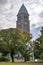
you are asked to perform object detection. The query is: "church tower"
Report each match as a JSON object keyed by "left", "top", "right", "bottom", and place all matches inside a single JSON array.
[{"left": 16, "top": 4, "right": 30, "bottom": 32}]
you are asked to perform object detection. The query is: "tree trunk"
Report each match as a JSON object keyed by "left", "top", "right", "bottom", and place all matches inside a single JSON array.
[
  {"left": 24, "top": 56, "right": 27, "bottom": 62},
  {"left": 11, "top": 50, "right": 14, "bottom": 62},
  {"left": 24, "top": 51, "right": 27, "bottom": 62}
]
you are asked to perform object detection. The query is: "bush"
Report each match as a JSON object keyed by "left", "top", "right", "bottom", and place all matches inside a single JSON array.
[
  {"left": 0, "top": 56, "right": 10, "bottom": 62},
  {"left": 39, "top": 53, "right": 43, "bottom": 60}
]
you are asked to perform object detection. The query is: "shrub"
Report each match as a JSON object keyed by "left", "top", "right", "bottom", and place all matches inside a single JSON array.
[
  {"left": 0, "top": 56, "right": 10, "bottom": 62},
  {"left": 39, "top": 53, "right": 43, "bottom": 60}
]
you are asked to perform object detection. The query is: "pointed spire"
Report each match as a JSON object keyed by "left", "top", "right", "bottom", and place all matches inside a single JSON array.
[{"left": 17, "top": 4, "right": 28, "bottom": 15}]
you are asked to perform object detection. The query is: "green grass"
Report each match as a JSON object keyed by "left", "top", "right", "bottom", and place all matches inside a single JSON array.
[{"left": 0, "top": 62, "right": 43, "bottom": 65}]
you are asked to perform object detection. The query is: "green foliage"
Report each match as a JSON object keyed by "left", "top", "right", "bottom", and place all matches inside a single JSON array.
[
  {"left": 0, "top": 28, "right": 31, "bottom": 62},
  {"left": 0, "top": 56, "right": 10, "bottom": 62},
  {"left": 34, "top": 27, "right": 43, "bottom": 59},
  {"left": 39, "top": 53, "right": 43, "bottom": 59}
]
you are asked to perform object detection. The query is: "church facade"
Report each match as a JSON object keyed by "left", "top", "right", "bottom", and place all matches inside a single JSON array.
[{"left": 16, "top": 4, "right": 30, "bottom": 32}]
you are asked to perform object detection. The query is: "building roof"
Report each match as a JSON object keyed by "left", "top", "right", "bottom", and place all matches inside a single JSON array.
[{"left": 18, "top": 4, "right": 28, "bottom": 15}]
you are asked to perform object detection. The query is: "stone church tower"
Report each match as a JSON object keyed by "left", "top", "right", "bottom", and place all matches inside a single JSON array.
[{"left": 16, "top": 4, "right": 30, "bottom": 32}]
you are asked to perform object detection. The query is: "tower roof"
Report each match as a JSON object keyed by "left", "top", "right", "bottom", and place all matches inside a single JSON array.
[{"left": 18, "top": 4, "right": 28, "bottom": 15}]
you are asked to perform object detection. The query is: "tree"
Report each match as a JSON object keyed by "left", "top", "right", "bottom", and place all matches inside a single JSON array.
[
  {"left": 0, "top": 28, "right": 19, "bottom": 62},
  {"left": 34, "top": 27, "right": 43, "bottom": 59},
  {"left": 18, "top": 30, "right": 32, "bottom": 62},
  {"left": 39, "top": 53, "right": 43, "bottom": 60},
  {"left": 39, "top": 27, "right": 43, "bottom": 59},
  {"left": 18, "top": 43, "right": 31, "bottom": 62},
  {"left": 33, "top": 41, "right": 41, "bottom": 59},
  {"left": 0, "top": 28, "right": 31, "bottom": 62}
]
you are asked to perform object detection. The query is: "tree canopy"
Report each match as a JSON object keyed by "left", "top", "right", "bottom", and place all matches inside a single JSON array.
[
  {"left": 0, "top": 28, "right": 31, "bottom": 62},
  {"left": 34, "top": 27, "right": 43, "bottom": 59}
]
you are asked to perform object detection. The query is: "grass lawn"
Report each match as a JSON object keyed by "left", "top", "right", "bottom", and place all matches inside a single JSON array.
[{"left": 0, "top": 62, "right": 43, "bottom": 65}]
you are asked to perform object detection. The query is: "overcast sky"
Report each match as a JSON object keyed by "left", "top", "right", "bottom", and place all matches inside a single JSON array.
[{"left": 0, "top": 0, "right": 43, "bottom": 40}]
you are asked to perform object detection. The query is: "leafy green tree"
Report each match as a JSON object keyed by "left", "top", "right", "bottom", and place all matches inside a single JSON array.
[
  {"left": 34, "top": 27, "right": 43, "bottom": 59},
  {"left": 33, "top": 41, "right": 41, "bottom": 59},
  {"left": 18, "top": 30, "right": 32, "bottom": 62},
  {"left": 39, "top": 27, "right": 43, "bottom": 59},
  {"left": 0, "top": 28, "right": 31, "bottom": 62},
  {"left": 18, "top": 43, "right": 31, "bottom": 62},
  {"left": 39, "top": 53, "right": 43, "bottom": 60},
  {"left": 0, "top": 28, "right": 19, "bottom": 62}
]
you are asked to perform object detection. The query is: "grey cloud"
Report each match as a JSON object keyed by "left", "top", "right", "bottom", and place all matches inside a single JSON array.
[
  {"left": 38, "top": 22, "right": 43, "bottom": 27},
  {"left": 31, "top": 26, "right": 41, "bottom": 40},
  {"left": 24, "top": 0, "right": 40, "bottom": 4},
  {"left": 5, "top": 12, "right": 15, "bottom": 22},
  {"left": 0, "top": 0, "right": 8, "bottom": 4},
  {"left": 31, "top": 21, "right": 43, "bottom": 40},
  {"left": 39, "top": 11, "right": 43, "bottom": 18},
  {"left": 31, "top": 24, "right": 36, "bottom": 28}
]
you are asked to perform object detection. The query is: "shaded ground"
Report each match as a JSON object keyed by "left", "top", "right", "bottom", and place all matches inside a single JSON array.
[{"left": 0, "top": 62, "right": 43, "bottom": 65}]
